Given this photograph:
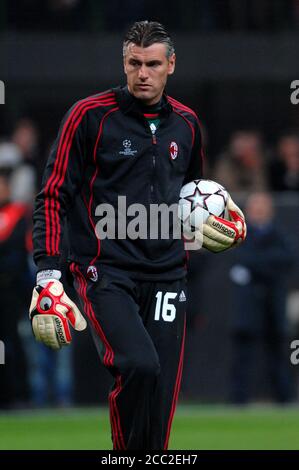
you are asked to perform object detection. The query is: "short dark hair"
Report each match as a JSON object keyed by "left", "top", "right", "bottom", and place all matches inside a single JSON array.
[{"left": 123, "top": 21, "right": 175, "bottom": 58}]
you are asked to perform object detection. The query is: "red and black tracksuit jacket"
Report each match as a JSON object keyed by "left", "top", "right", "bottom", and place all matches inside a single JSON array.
[{"left": 33, "top": 86, "right": 204, "bottom": 280}]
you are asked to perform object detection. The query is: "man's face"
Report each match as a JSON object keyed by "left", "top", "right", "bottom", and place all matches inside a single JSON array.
[
  {"left": 123, "top": 42, "right": 175, "bottom": 105},
  {"left": 245, "top": 193, "right": 274, "bottom": 226}
]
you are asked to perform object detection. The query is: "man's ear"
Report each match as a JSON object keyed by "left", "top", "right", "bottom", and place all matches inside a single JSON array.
[
  {"left": 168, "top": 53, "right": 176, "bottom": 76},
  {"left": 123, "top": 57, "right": 127, "bottom": 75}
]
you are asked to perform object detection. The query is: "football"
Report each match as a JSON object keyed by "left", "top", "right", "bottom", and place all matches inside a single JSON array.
[{"left": 178, "top": 179, "right": 229, "bottom": 236}]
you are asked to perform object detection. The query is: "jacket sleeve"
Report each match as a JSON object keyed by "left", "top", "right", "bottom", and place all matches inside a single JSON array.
[
  {"left": 183, "top": 116, "right": 205, "bottom": 184},
  {"left": 33, "top": 103, "right": 88, "bottom": 271}
]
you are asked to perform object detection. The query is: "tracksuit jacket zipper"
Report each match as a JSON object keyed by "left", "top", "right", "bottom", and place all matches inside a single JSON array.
[{"left": 151, "top": 132, "right": 157, "bottom": 201}]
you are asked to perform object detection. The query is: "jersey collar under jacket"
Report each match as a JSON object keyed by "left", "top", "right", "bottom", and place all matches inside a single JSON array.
[{"left": 113, "top": 85, "right": 173, "bottom": 117}]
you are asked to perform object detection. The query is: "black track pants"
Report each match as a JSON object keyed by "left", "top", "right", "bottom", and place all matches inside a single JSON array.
[{"left": 71, "top": 264, "right": 187, "bottom": 450}]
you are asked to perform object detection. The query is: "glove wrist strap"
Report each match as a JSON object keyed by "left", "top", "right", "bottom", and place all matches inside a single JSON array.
[{"left": 37, "top": 269, "right": 62, "bottom": 286}]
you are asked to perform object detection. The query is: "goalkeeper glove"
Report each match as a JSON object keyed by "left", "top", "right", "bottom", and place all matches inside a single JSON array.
[
  {"left": 199, "top": 196, "right": 247, "bottom": 253},
  {"left": 29, "top": 270, "right": 87, "bottom": 350}
]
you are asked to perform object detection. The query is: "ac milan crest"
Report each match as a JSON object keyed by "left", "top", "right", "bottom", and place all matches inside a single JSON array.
[
  {"left": 169, "top": 141, "right": 178, "bottom": 160},
  {"left": 87, "top": 265, "right": 98, "bottom": 282}
]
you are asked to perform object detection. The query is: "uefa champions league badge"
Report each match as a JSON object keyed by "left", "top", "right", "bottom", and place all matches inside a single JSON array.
[
  {"left": 169, "top": 141, "right": 178, "bottom": 160},
  {"left": 87, "top": 265, "right": 98, "bottom": 282}
]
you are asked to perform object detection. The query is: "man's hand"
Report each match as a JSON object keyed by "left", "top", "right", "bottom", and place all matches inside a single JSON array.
[
  {"left": 199, "top": 196, "right": 247, "bottom": 253},
  {"left": 29, "top": 276, "right": 87, "bottom": 350}
]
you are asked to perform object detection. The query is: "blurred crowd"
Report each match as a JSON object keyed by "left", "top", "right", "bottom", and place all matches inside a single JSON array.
[
  {"left": 2, "top": 0, "right": 299, "bottom": 32},
  {"left": 210, "top": 129, "right": 299, "bottom": 193},
  {"left": 0, "top": 119, "right": 73, "bottom": 409},
  {"left": 0, "top": 117, "right": 299, "bottom": 409}
]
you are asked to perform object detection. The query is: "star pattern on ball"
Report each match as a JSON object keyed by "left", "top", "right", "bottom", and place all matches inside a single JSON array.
[{"left": 185, "top": 187, "right": 210, "bottom": 212}]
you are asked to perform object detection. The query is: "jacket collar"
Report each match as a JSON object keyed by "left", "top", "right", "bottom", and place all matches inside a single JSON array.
[{"left": 113, "top": 85, "right": 172, "bottom": 117}]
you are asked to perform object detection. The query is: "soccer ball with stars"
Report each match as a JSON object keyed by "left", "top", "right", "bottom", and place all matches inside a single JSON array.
[{"left": 178, "top": 179, "right": 229, "bottom": 236}]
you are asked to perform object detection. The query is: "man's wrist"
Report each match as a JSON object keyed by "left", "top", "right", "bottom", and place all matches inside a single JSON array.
[{"left": 36, "top": 269, "right": 62, "bottom": 286}]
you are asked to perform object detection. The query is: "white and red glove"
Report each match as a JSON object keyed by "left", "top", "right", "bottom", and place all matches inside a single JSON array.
[
  {"left": 29, "top": 270, "right": 87, "bottom": 350},
  {"left": 199, "top": 195, "right": 247, "bottom": 253}
]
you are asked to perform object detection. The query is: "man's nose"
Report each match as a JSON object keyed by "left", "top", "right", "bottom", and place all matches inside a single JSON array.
[{"left": 138, "top": 65, "right": 148, "bottom": 80}]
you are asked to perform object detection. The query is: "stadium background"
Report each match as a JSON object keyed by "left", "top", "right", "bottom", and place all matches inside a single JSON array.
[{"left": 1, "top": 0, "right": 299, "bottom": 450}]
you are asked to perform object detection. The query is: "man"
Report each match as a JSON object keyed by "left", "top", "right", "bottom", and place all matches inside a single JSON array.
[
  {"left": 213, "top": 130, "right": 269, "bottom": 193},
  {"left": 0, "top": 170, "right": 30, "bottom": 408},
  {"left": 30, "top": 21, "right": 246, "bottom": 450},
  {"left": 229, "top": 192, "right": 294, "bottom": 404},
  {"left": 269, "top": 132, "right": 299, "bottom": 191}
]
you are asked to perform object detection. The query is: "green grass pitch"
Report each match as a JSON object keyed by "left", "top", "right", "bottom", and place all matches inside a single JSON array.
[{"left": 0, "top": 404, "right": 299, "bottom": 450}]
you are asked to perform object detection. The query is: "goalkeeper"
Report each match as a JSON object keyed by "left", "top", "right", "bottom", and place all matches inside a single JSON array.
[{"left": 30, "top": 21, "right": 246, "bottom": 450}]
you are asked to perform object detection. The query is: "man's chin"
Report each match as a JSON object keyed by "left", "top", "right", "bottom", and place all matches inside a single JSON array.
[{"left": 133, "top": 88, "right": 157, "bottom": 104}]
